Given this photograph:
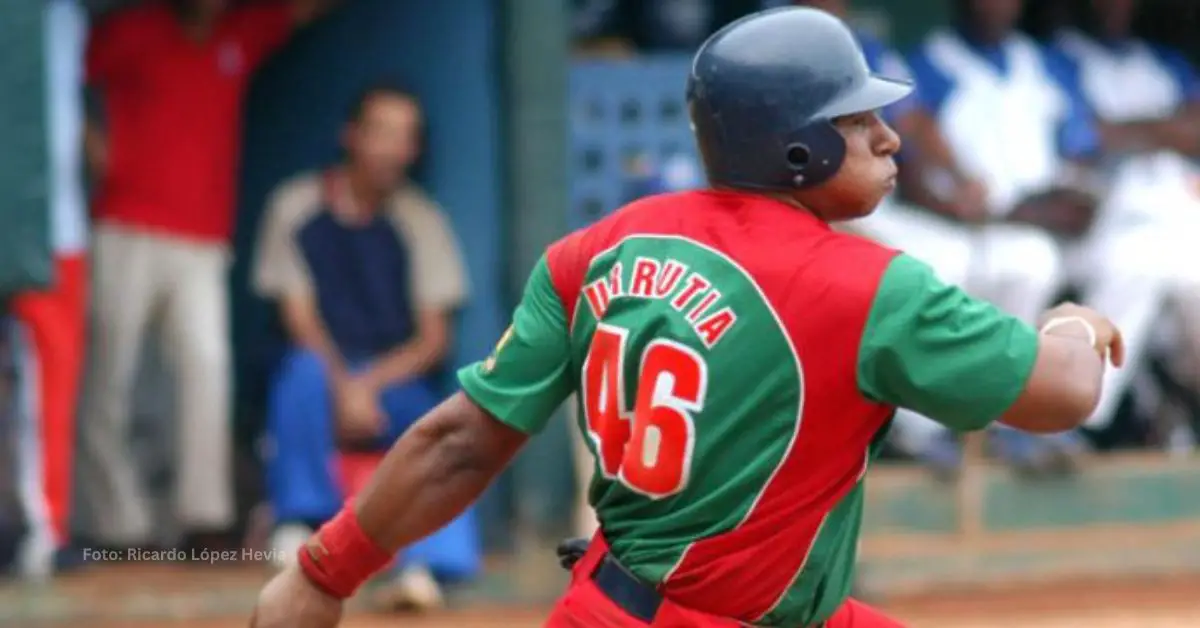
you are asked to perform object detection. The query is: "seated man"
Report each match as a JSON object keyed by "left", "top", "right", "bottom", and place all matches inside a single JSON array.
[
  {"left": 906, "top": 0, "right": 1173, "bottom": 457},
  {"left": 796, "top": 0, "right": 1072, "bottom": 474},
  {"left": 251, "top": 83, "right": 477, "bottom": 609},
  {"left": 1052, "top": 0, "right": 1200, "bottom": 397}
]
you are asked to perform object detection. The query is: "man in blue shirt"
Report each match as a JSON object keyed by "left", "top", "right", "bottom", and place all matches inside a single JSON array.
[
  {"left": 252, "top": 84, "right": 477, "bottom": 610},
  {"left": 907, "top": 0, "right": 1175, "bottom": 461}
]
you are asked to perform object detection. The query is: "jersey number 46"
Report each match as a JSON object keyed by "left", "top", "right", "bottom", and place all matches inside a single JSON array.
[{"left": 582, "top": 323, "right": 709, "bottom": 499}]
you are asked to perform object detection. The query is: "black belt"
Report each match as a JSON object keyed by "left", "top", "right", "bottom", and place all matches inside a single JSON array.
[
  {"left": 591, "top": 553, "right": 663, "bottom": 622},
  {"left": 589, "top": 553, "right": 825, "bottom": 627}
]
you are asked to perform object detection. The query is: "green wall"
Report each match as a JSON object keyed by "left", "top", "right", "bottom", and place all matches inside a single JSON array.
[{"left": 0, "top": 5, "right": 51, "bottom": 297}]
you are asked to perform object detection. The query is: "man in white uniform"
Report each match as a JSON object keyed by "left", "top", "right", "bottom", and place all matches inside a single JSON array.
[
  {"left": 906, "top": 0, "right": 1171, "bottom": 456},
  {"left": 1051, "top": 0, "right": 1200, "bottom": 382}
]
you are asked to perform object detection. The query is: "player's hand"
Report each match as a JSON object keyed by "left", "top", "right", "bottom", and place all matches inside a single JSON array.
[
  {"left": 1038, "top": 302, "right": 1125, "bottom": 367},
  {"left": 250, "top": 563, "right": 343, "bottom": 628},
  {"left": 334, "top": 376, "right": 385, "bottom": 441}
]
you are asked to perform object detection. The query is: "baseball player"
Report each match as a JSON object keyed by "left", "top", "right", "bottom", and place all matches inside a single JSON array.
[{"left": 250, "top": 8, "right": 1123, "bottom": 628}]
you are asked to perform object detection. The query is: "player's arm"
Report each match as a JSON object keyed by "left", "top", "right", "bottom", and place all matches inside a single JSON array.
[
  {"left": 278, "top": 255, "right": 573, "bottom": 603},
  {"left": 856, "top": 254, "right": 1119, "bottom": 434}
]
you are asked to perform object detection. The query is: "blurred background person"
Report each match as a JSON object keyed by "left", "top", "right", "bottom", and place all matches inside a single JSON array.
[
  {"left": 76, "top": 0, "right": 336, "bottom": 554},
  {"left": 252, "top": 83, "right": 477, "bottom": 611},
  {"left": 903, "top": 0, "right": 1176, "bottom": 471},
  {"left": 10, "top": 0, "right": 89, "bottom": 579},
  {"left": 1052, "top": 0, "right": 1200, "bottom": 403}
]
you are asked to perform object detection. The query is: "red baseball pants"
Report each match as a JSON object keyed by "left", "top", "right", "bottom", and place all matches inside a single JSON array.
[
  {"left": 545, "top": 535, "right": 905, "bottom": 627},
  {"left": 10, "top": 254, "right": 87, "bottom": 548}
]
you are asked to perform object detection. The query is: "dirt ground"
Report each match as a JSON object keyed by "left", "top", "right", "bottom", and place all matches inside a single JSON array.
[{"left": 81, "top": 574, "right": 1200, "bottom": 628}]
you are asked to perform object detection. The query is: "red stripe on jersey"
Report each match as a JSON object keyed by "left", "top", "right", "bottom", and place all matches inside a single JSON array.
[
  {"left": 660, "top": 228, "right": 898, "bottom": 620},
  {"left": 545, "top": 230, "right": 589, "bottom": 327}
]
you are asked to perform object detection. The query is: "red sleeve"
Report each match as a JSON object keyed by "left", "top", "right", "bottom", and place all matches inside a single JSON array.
[
  {"left": 229, "top": 4, "right": 294, "bottom": 68},
  {"left": 85, "top": 8, "right": 150, "bottom": 85}
]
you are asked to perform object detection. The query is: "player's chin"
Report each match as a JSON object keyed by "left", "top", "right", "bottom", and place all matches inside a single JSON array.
[{"left": 843, "top": 189, "right": 889, "bottom": 220}]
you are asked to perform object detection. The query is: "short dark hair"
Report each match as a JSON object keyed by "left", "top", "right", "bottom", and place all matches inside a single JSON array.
[{"left": 346, "top": 79, "right": 420, "bottom": 123}]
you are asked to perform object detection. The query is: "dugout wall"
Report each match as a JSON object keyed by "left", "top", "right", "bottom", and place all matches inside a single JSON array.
[{"left": 0, "top": 5, "right": 51, "bottom": 296}]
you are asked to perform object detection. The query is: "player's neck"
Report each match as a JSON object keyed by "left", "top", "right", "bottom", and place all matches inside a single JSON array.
[{"left": 766, "top": 192, "right": 830, "bottom": 222}]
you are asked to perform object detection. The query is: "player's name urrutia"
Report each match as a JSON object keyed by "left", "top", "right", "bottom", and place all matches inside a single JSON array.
[
  {"left": 583, "top": 255, "right": 739, "bottom": 349},
  {"left": 82, "top": 546, "right": 286, "bottom": 563}
]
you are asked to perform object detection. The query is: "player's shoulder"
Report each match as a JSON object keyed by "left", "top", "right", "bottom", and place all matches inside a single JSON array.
[
  {"left": 551, "top": 191, "right": 704, "bottom": 252},
  {"left": 811, "top": 227, "right": 902, "bottom": 288},
  {"left": 545, "top": 191, "right": 707, "bottom": 286},
  {"left": 828, "top": 225, "right": 900, "bottom": 256},
  {"left": 801, "top": 235, "right": 929, "bottom": 329}
]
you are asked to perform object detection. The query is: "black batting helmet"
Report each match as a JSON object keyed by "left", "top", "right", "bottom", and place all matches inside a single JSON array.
[{"left": 686, "top": 7, "right": 913, "bottom": 190}]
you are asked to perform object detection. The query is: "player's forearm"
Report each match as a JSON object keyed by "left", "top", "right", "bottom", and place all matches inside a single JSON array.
[
  {"left": 999, "top": 329, "right": 1104, "bottom": 433},
  {"left": 353, "top": 393, "right": 525, "bottom": 552}
]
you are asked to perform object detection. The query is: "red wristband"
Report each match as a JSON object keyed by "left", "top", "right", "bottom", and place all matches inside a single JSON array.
[{"left": 297, "top": 507, "right": 395, "bottom": 599}]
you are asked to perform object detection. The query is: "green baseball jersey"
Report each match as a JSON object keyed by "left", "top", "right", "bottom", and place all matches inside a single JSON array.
[{"left": 459, "top": 191, "right": 1038, "bottom": 626}]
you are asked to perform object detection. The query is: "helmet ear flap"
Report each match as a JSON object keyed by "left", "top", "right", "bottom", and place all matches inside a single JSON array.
[
  {"left": 784, "top": 121, "right": 847, "bottom": 189},
  {"left": 786, "top": 143, "right": 811, "bottom": 168},
  {"left": 785, "top": 143, "right": 810, "bottom": 186}
]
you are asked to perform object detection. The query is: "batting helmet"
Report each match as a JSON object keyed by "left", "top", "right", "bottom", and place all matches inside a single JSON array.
[{"left": 686, "top": 7, "right": 913, "bottom": 190}]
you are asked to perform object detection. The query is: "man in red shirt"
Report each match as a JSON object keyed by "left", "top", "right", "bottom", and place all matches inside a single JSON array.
[{"left": 78, "top": 0, "right": 336, "bottom": 553}]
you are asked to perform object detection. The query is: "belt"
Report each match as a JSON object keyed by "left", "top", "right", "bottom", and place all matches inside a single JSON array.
[
  {"left": 589, "top": 553, "right": 824, "bottom": 627},
  {"left": 591, "top": 553, "right": 662, "bottom": 622}
]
